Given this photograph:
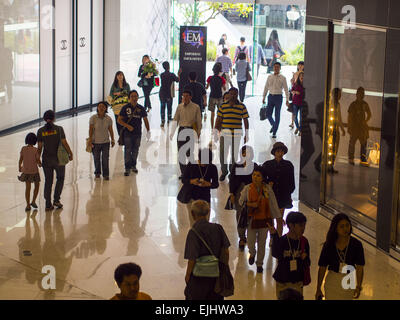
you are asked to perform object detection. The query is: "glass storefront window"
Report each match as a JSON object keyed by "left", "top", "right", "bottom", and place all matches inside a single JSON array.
[
  {"left": 0, "top": 0, "right": 40, "bottom": 131},
  {"left": 324, "top": 23, "right": 386, "bottom": 234}
]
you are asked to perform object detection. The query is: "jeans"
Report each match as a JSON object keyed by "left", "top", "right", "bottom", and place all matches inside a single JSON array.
[
  {"left": 124, "top": 134, "right": 141, "bottom": 170},
  {"left": 219, "top": 132, "right": 241, "bottom": 176},
  {"left": 43, "top": 165, "right": 65, "bottom": 207},
  {"left": 293, "top": 104, "right": 302, "bottom": 130},
  {"left": 92, "top": 143, "right": 110, "bottom": 177},
  {"left": 266, "top": 94, "right": 283, "bottom": 135},
  {"left": 237, "top": 81, "right": 247, "bottom": 102},
  {"left": 160, "top": 98, "right": 173, "bottom": 122},
  {"left": 348, "top": 135, "right": 368, "bottom": 162},
  {"left": 142, "top": 86, "right": 153, "bottom": 110}
]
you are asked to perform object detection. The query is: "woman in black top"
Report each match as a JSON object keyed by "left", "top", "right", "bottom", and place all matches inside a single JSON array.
[
  {"left": 316, "top": 213, "right": 365, "bottom": 300},
  {"left": 181, "top": 148, "right": 219, "bottom": 225},
  {"left": 138, "top": 55, "right": 155, "bottom": 112},
  {"left": 228, "top": 145, "right": 257, "bottom": 250}
]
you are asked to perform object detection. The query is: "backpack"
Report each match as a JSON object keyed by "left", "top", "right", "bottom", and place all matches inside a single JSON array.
[{"left": 237, "top": 46, "right": 247, "bottom": 53}]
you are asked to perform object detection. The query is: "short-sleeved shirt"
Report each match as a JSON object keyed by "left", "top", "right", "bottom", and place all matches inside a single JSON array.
[
  {"left": 217, "top": 102, "right": 249, "bottom": 131},
  {"left": 235, "top": 60, "right": 250, "bottom": 82},
  {"left": 216, "top": 55, "right": 233, "bottom": 73},
  {"left": 184, "top": 219, "right": 230, "bottom": 261},
  {"left": 20, "top": 146, "right": 40, "bottom": 174},
  {"left": 207, "top": 75, "right": 226, "bottom": 99},
  {"left": 37, "top": 125, "right": 66, "bottom": 167},
  {"left": 159, "top": 71, "right": 179, "bottom": 101},
  {"left": 184, "top": 82, "right": 206, "bottom": 110},
  {"left": 90, "top": 114, "right": 113, "bottom": 144},
  {"left": 318, "top": 237, "right": 365, "bottom": 273},
  {"left": 119, "top": 103, "right": 147, "bottom": 137}
]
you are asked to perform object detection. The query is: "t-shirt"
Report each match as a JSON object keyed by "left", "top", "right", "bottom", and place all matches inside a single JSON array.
[
  {"left": 119, "top": 103, "right": 148, "bottom": 137},
  {"left": 184, "top": 219, "right": 230, "bottom": 261},
  {"left": 272, "top": 234, "right": 311, "bottom": 284},
  {"left": 217, "top": 102, "right": 249, "bottom": 131},
  {"left": 20, "top": 146, "right": 40, "bottom": 174},
  {"left": 89, "top": 114, "right": 113, "bottom": 144},
  {"left": 207, "top": 75, "right": 226, "bottom": 99},
  {"left": 110, "top": 292, "right": 152, "bottom": 300},
  {"left": 37, "top": 125, "right": 66, "bottom": 167},
  {"left": 159, "top": 71, "right": 179, "bottom": 101},
  {"left": 318, "top": 237, "right": 365, "bottom": 273},
  {"left": 184, "top": 82, "right": 206, "bottom": 110}
]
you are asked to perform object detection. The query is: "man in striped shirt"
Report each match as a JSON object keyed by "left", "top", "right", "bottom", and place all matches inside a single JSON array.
[{"left": 214, "top": 87, "right": 250, "bottom": 181}]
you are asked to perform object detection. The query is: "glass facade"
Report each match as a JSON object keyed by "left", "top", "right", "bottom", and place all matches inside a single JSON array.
[{"left": 0, "top": 0, "right": 40, "bottom": 131}]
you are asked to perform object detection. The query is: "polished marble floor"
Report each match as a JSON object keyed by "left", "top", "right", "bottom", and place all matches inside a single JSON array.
[{"left": 0, "top": 94, "right": 399, "bottom": 300}]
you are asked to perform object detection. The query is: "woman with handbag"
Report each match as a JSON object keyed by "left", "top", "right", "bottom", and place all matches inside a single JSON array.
[
  {"left": 180, "top": 148, "right": 219, "bottom": 226},
  {"left": 239, "top": 165, "right": 281, "bottom": 273},
  {"left": 291, "top": 71, "right": 305, "bottom": 135},
  {"left": 235, "top": 52, "right": 251, "bottom": 102},
  {"left": 37, "top": 110, "right": 73, "bottom": 211},
  {"left": 315, "top": 213, "right": 365, "bottom": 300},
  {"left": 228, "top": 145, "right": 257, "bottom": 251},
  {"left": 184, "top": 200, "right": 231, "bottom": 300},
  {"left": 88, "top": 102, "right": 115, "bottom": 180},
  {"left": 138, "top": 55, "right": 156, "bottom": 112},
  {"left": 109, "top": 71, "right": 130, "bottom": 136}
]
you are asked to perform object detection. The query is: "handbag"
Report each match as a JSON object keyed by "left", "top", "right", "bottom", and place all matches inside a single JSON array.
[
  {"left": 86, "top": 138, "right": 92, "bottom": 153},
  {"left": 300, "top": 236, "right": 311, "bottom": 286},
  {"left": 154, "top": 76, "right": 160, "bottom": 87},
  {"left": 246, "top": 63, "right": 252, "bottom": 81},
  {"left": 260, "top": 104, "right": 268, "bottom": 121},
  {"left": 177, "top": 183, "right": 193, "bottom": 204},
  {"left": 57, "top": 129, "right": 69, "bottom": 166},
  {"left": 368, "top": 142, "right": 380, "bottom": 165},
  {"left": 137, "top": 78, "right": 144, "bottom": 88},
  {"left": 214, "top": 247, "right": 234, "bottom": 297},
  {"left": 191, "top": 228, "right": 219, "bottom": 278},
  {"left": 287, "top": 102, "right": 294, "bottom": 113},
  {"left": 224, "top": 196, "right": 234, "bottom": 210}
]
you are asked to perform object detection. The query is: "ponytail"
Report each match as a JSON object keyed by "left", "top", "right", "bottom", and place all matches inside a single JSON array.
[{"left": 43, "top": 110, "right": 55, "bottom": 131}]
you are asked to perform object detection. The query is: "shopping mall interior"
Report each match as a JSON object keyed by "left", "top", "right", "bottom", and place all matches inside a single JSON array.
[{"left": 0, "top": 0, "right": 400, "bottom": 301}]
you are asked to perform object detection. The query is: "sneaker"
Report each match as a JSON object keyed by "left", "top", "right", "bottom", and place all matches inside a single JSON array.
[
  {"left": 248, "top": 256, "right": 255, "bottom": 266},
  {"left": 360, "top": 161, "right": 370, "bottom": 167},
  {"left": 124, "top": 171, "right": 130, "bottom": 176},
  {"left": 272, "top": 135, "right": 277, "bottom": 139},
  {"left": 257, "top": 266, "right": 263, "bottom": 273},
  {"left": 294, "top": 129, "right": 299, "bottom": 135},
  {"left": 104, "top": 176, "right": 110, "bottom": 181},
  {"left": 289, "top": 124, "right": 294, "bottom": 129},
  {"left": 53, "top": 201, "right": 63, "bottom": 209},
  {"left": 219, "top": 174, "right": 227, "bottom": 182},
  {"left": 348, "top": 159, "right": 355, "bottom": 165},
  {"left": 30, "top": 202, "right": 38, "bottom": 209},
  {"left": 131, "top": 167, "right": 138, "bottom": 174}
]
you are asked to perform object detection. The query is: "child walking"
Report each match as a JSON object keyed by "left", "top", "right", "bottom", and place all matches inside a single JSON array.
[
  {"left": 268, "top": 211, "right": 311, "bottom": 299},
  {"left": 18, "top": 133, "right": 42, "bottom": 211}
]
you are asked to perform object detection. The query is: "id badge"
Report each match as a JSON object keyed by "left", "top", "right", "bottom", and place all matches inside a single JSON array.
[
  {"left": 290, "top": 259, "right": 297, "bottom": 272},
  {"left": 339, "top": 262, "right": 346, "bottom": 273}
]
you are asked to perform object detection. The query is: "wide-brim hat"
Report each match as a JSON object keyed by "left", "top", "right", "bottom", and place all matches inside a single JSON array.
[{"left": 271, "top": 142, "right": 288, "bottom": 155}]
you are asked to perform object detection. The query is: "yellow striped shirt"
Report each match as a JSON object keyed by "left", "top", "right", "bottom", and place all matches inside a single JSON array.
[{"left": 217, "top": 102, "right": 249, "bottom": 130}]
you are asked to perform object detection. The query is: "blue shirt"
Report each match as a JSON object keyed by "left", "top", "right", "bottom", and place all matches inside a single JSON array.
[
  {"left": 235, "top": 60, "right": 251, "bottom": 82},
  {"left": 216, "top": 55, "right": 233, "bottom": 73}
]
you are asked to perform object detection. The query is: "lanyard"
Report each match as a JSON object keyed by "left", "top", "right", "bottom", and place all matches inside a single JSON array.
[
  {"left": 336, "top": 238, "right": 350, "bottom": 264},
  {"left": 287, "top": 236, "right": 300, "bottom": 260},
  {"left": 198, "top": 164, "right": 209, "bottom": 180}
]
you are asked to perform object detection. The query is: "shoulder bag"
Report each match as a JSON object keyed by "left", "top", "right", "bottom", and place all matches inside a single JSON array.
[
  {"left": 118, "top": 108, "right": 136, "bottom": 146},
  {"left": 260, "top": 103, "right": 268, "bottom": 121},
  {"left": 177, "top": 183, "right": 193, "bottom": 204},
  {"left": 191, "top": 228, "right": 220, "bottom": 278},
  {"left": 57, "top": 128, "right": 70, "bottom": 166},
  {"left": 246, "top": 63, "right": 252, "bottom": 82},
  {"left": 300, "top": 236, "right": 311, "bottom": 286},
  {"left": 214, "top": 237, "right": 234, "bottom": 297}
]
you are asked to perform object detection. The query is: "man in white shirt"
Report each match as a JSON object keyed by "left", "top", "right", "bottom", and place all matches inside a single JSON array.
[
  {"left": 170, "top": 90, "right": 202, "bottom": 178},
  {"left": 262, "top": 62, "right": 290, "bottom": 138}
]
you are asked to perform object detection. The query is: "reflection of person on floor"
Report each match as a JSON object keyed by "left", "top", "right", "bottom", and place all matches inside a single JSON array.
[
  {"left": 328, "top": 88, "right": 345, "bottom": 173},
  {"left": 42, "top": 212, "right": 74, "bottom": 294},
  {"left": 18, "top": 212, "right": 42, "bottom": 285},
  {"left": 347, "top": 87, "right": 371, "bottom": 167},
  {"left": 0, "top": 42, "right": 13, "bottom": 103},
  {"left": 299, "top": 101, "right": 315, "bottom": 180}
]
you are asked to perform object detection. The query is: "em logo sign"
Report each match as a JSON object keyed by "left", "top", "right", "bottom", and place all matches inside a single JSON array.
[{"left": 182, "top": 28, "right": 204, "bottom": 48}]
